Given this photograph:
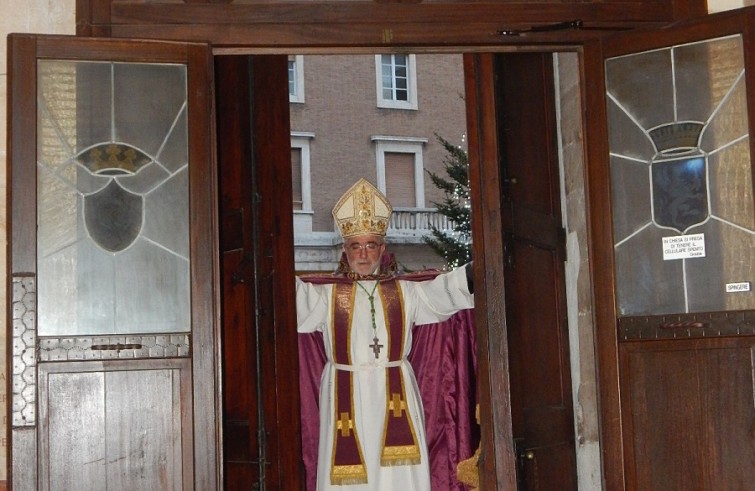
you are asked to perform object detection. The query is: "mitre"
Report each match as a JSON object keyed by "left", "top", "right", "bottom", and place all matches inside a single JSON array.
[{"left": 332, "top": 178, "right": 393, "bottom": 238}]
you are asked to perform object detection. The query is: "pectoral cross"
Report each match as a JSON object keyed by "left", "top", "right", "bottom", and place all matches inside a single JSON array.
[{"left": 369, "top": 336, "right": 383, "bottom": 359}]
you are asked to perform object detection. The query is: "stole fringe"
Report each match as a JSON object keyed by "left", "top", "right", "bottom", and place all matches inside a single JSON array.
[
  {"left": 331, "top": 464, "right": 368, "bottom": 486},
  {"left": 380, "top": 444, "right": 421, "bottom": 467},
  {"left": 380, "top": 456, "right": 422, "bottom": 467}
]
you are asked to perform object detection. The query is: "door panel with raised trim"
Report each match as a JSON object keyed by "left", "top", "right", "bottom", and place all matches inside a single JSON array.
[{"left": 8, "top": 34, "right": 218, "bottom": 490}]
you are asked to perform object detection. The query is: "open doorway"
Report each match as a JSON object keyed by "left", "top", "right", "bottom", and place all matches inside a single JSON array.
[
  {"left": 215, "top": 50, "right": 601, "bottom": 490},
  {"left": 289, "top": 53, "right": 468, "bottom": 274},
  {"left": 290, "top": 53, "right": 476, "bottom": 491}
]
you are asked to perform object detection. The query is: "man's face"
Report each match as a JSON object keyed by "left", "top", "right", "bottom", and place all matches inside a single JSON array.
[{"left": 343, "top": 234, "right": 386, "bottom": 276}]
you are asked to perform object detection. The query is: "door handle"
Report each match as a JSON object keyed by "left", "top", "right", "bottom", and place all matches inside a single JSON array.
[
  {"left": 90, "top": 343, "right": 143, "bottom": 351},
  {"left": 515, "top": 443, "right": 537, "bottom": 491}
]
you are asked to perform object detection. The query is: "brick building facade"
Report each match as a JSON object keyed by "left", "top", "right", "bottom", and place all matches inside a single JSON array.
[{"left": 289, "top": 53, "right": 468, "bottom": 272}]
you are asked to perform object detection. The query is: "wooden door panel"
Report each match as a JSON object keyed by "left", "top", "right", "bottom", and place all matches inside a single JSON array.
[
  {"left": 494, "top": 52, "right": 577, "bottom": 490},
  {"left": 620, "top": 339, "right": 755, "bottom": 490},
  {"left": 520, "top": 442, "right": 578, "bottom": 491},
  {"left": 40, "top": 362, "right": 189, "bottom": 491},
  {"left": 463, "top": 53, "right": 518, "bottom": 491},
  {"left": 508, "top": 244, "right": 569, "bottom": 419},
  {"left": 104, "top": 369, "right": 185, "bottom": 490},
  {"left": 216, "top": 55, "right": 260, "bottom": 487},
  {"left": 582, "top": 7, "right": 755, "bottom": 489},
  {"left": 44, "top": 372, "right": 106, "bottom": 487},
  {"left": 496, "top": 61, "right": 560, "bottom": 220},
  {"left": 216, "top": 54, "right": 302, "bottom": 490},
  {"left": 7, "top": 34, "right": 218, "bottom": 490}
]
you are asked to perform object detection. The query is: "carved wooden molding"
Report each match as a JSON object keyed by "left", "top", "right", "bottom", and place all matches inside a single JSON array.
[
  {"left": 12, "top": 276, "right": 37, "bottom": 427},
  {"left": 618, "top": 310, "right": 755, "bottom": 341},
  {"left": 38, "top": 334, "right": 191, "bottom": 361}
]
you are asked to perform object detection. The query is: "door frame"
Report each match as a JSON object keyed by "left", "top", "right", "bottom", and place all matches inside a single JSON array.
[
  {"left": 70, "top": 2, "right": 711, "bottom": 490},
  {"left": 464, "top": 52, "right": 518, "bottom": 489}
]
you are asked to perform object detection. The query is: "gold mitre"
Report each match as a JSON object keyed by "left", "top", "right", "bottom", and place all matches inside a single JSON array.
[{"left": 332, "top": 178, "right": 393, "bottom": 238}]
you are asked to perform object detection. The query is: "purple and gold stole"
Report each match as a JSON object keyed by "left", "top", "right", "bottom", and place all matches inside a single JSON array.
[
  {"left": 378, "top": 280, "right": 421, "bottom": 466},
  {"left": 330, "top": 280, "right": 420, "bottom": 485}
]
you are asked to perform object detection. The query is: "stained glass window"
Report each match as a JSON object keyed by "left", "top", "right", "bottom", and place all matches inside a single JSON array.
[
  {"left": 37, "top": 60, "right": 190, "bottom": 335},
  {"left": 606, "top": 35, "right": 755, "bottom": 316}
]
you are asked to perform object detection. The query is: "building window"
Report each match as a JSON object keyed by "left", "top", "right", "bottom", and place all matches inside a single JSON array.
[
  {"left": 291, "top": 132, "right": 314, "bottom": 213},
  {"left": 373, "top": 136, "right": 428, "bottom": 208},
  {"left": 289, "top": 55, "right": 305, "bottom": 103},
  {"left": 375, "top": 54, "right": 418, "bottom": 110}
]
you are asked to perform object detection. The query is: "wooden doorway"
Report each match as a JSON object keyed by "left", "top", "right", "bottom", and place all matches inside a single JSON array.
[
  {"left": 12, "top": 2, "right": 712, "bottom": 490},
  {"left": 211, "top": 48, "right": 583, "bottom": 490}
]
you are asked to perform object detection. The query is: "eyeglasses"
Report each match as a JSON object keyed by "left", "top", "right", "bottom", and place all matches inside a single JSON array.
[{"left": 346, "top": 241, "right": 383, "bottom": 252}]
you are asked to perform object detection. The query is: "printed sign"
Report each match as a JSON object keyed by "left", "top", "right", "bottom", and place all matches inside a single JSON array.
[
  {"left": 662, "top": 233, "right": 706, "bottom": 260},
  {"left": 725, "top": 282, "right": 751, "bottom": 293}
]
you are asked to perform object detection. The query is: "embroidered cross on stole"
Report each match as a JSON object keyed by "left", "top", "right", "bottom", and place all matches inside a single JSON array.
[{"left": 330, "top": 280, "right": 421, "bottom": 485}]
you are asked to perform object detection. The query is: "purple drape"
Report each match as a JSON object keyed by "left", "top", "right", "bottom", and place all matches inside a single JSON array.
[{"left": 298, "top": 307, "right": 478, "bottom": 490}]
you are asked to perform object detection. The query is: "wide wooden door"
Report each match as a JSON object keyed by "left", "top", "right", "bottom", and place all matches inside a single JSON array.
[
  {"left": 215, "top": 55, "right": 302, "bottom": 491},
  {"left": 465, "top": 50, "right": 580, "bottom": 491},
  {"left": 494, "top": 53, "right": 577, "bottom": 490},
  {"left": 583, "top": 7, "right": 755, "bottom": 489},
  {"left": 7, "top": 34, "right": 219, "bottom": 490}
]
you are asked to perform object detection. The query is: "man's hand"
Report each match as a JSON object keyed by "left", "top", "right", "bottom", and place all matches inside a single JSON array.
[{"left": 465, "top": 262, "right": 474, "bottom": 294}]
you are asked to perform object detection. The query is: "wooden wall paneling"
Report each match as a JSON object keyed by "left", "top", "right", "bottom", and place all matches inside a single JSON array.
[
  {"left": 76, "top": 0, "right": 112, "bottom": 36},
  {"left": 670, "top": 0, "right": 709, "bottom": 19}
]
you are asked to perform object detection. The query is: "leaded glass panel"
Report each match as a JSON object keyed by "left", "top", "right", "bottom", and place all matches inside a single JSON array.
[
  {"left": 606, "top": 35, "right": 755, "bottom": 316},
  {"left": 36, "top": 60, "right": 190, "bottom": 335}
]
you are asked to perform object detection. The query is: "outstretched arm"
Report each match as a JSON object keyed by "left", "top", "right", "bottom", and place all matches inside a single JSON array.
[
  {"left": 295, "top": 277, "right": 330, "bottom": 333},
  {"left": 410, "top": 264, "right": 474, "bottom": 325}
]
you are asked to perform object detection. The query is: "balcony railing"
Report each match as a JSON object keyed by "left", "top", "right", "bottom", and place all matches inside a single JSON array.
[
  {"left": 292, "top": 208, "right": 459, "bottom": 271},
  {"left": 388, "top": 208, "right": 455, "bottom": 236}
]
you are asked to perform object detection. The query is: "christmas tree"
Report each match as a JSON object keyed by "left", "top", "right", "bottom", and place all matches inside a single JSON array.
[{"left": 423, "top": 134, "right": 472, "bottom": 269}]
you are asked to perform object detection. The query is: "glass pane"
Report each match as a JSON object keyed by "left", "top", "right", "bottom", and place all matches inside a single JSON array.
[
  {"left": 606, "top": 35, "right": 755, "bottom": 316},
  {"left": 385, "top": 152, "right": 416, "bottom": 207},
  {"left": 292, "top": 147, "right": 303, "bottom": 210},
  {"left": 37, "top": 60, "right": 190, "bottom": 335},
  {"left": 288, "top": 59, "right": 296, "bottom": 96}
]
